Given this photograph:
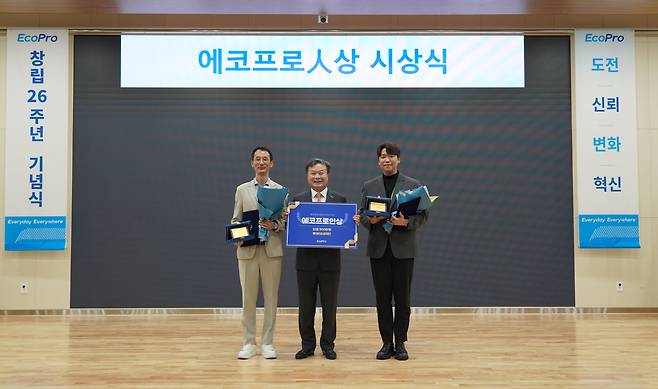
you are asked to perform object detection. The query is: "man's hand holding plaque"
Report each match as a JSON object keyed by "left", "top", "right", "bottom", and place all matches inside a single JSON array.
[{"left": 364, "top": 196, "right": 391, "bottom": 219}]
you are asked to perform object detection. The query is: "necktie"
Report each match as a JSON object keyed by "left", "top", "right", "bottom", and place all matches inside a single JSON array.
[{"left": 314, "top": 192, "right": 323, "bottom": 203}]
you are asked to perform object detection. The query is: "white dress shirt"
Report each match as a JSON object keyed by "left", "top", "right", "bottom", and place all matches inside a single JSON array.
[{"left": 311, "top": 187, "right": 328, "bottom": 203}]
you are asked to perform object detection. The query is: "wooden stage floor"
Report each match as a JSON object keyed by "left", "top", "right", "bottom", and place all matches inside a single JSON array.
[{"left": 1, "top": 313, "right": 657, "bottom": 388}]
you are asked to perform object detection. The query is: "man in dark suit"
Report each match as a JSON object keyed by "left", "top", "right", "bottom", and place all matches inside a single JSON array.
[
  {"left": 290, "top": 158, "right": 357, "bottom": 360},
  {"left": 360, "top": 142, "right": 429, "bottom": 361}
]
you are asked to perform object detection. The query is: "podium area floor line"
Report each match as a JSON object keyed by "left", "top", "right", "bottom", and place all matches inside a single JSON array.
[{"left": 3, "top": 306, "right": 658, "bottom": 316}]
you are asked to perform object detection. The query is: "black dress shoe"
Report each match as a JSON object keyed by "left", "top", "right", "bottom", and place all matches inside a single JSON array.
[
  {"left": 322, "top": 348, "right": 337, "bottom": 360},
  {"left": 394, "top": 342, "right": 409, "bottom": 360},
  {"left": 376, "top": 342, "right": 395, "bottom": 360},
  {"left": 295, "top": 348, "right": 315, "bottom": 359}
]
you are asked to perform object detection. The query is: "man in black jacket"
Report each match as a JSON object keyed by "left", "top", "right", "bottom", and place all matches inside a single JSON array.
[{"left": 360, "top": 143, "right": 429, "bottom": 361}]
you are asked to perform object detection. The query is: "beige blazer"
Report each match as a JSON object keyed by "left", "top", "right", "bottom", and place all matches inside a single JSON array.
[{"left": 231, "top": 178, "right": 286, "bottom": 260}]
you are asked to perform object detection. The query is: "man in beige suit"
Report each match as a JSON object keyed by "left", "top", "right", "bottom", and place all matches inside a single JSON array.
[{"left": 232, "top": 146, "right": 286, "bottom": 360}]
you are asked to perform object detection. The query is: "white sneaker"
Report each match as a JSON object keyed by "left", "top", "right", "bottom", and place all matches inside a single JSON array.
[
  {"left": 237, "top": 344, "right": 258, "bottom": 360},
  {"left": 261, "top": 344, "right": 277, "bottom": 359}
]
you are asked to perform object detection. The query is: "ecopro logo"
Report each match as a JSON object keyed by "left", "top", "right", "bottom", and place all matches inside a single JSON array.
[
  {"left": 16, "top": 33, "right": 59, "bottom": 43},
  {"left": 584, "top": 33, "right": 625, "bottom": 43}
]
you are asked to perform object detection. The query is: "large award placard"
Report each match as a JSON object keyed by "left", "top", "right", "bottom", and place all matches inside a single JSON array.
[{"left": 286, "top": 202, "right": 358, "bottom": 249}]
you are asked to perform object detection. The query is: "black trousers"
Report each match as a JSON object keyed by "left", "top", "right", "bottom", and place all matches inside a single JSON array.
[
  {"left": 297, "top": 269, "right": 340, "bottom": 351},
  {"left": 370, "top": 242, "right": 414, "bottom": 344}
]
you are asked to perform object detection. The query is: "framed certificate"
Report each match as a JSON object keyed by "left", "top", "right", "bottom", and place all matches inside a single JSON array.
[
  {"left": 226, "top": 221, "right": 255, "bottom": 243},
  {"left": 363, "top": 196, "right": 391, "bottom": 218},
  {"left": 225, "top": 209, "right": 260, "bottom": 245},
  {"left": 286, "top": 202, "right": 358, "bottom": 249}
]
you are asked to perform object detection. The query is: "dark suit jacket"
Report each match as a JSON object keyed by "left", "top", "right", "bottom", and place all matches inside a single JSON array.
[
  {"left": 359, "top": 173, "right": 429, "bottom": 259},
  {"left": 292, "top": 189, "right": 347, "bottom": 272}
]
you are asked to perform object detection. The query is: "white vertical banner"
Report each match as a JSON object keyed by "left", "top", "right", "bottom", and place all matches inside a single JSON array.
[
  {"left": 4, "top": 29, "right": 68, "bottom": 250},
  {"left": 575, "top": 30, "right": 639, "bottom": 248}
]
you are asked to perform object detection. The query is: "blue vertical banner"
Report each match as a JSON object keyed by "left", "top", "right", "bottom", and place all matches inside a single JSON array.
[
  {"left": 575, "top": 30, "right": 639, "bottom": 248},
  {"left": 4, "top": 29, "right": 69, "bottom": 250}
]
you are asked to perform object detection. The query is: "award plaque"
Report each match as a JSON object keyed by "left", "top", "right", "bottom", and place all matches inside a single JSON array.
[{"left": 363, "top": 196, "right": 391, "bottom": 218}]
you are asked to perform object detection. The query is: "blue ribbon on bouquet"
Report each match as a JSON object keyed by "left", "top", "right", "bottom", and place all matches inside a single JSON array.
[
  {"left": 256, "top": 186, "right": 289, "bottom": 241},
  {"left": 383, "top": 185, "right": 438, "bottom": 234}
]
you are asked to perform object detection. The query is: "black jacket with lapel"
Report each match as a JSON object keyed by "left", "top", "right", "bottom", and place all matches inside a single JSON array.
[{"left": 359, "top": 173, "right": 429, "bottom": 259}]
